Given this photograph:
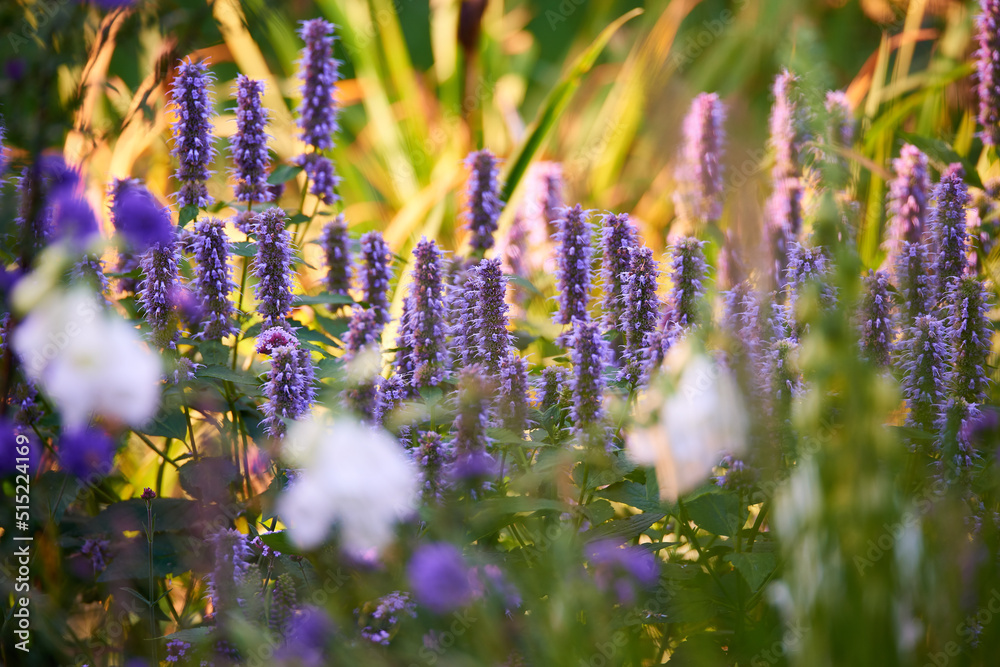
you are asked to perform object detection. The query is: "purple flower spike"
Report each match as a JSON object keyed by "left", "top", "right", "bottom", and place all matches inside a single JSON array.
[
  {"left": 253, "top": 208, "right": 295, "bottom": 332},
  {"left": 231, "top": 75, "right": 272, "bottom": 204},
  {"left": 600, "top": 212, "right": 639, "bottom": 333},
  {"left": 114, "top": 187, "right": 175, "bottom": 253},
  {"left": 766, "top": 70, "right": 808, "bottom": 284},
  {"left": 408, "top": 238, "right": 449, "bottom": 390},
  {"left": 169, "top": 58, "right": 217, "bottom": 208},
  {"left": 296, "top": 19, "right": 340, "bottom": 151},
  {"left": 674, "top": 92, "right": 726, "bottom": 224},
  {"left": 50, "top": 189, "right": 99, "bottom": 247},
  {"left": 451, "top": 366, "right": 497, "bottom": 481},
  {"left": 300, "top": 153, "right": 339, "bottom": 205},
  {"left": 931, "top": 164, "right": 970, "bottom": 300},
  {"left": 343, "top": 308, "right": 382, "bottom": 421},
  {"left": 660, "top": 237, "right": 707, "bottom": 356},
  {"left": 900, "top": 314, "right": 950, "bottom": 434},
  {"left": 948, "top": 276, "right": 992, "bottom": 405},
  {"left": 472, "top": 258, "right": 511, "bottom": 375},
  {"left": 360, "top": 231, "right": 393, "bottom": 333},
  {"left": 464, "top": 149, "right": 504, "bottom": 254},
  {"left": 895, "top": 241, "right": 931, "bottom": 327},
  {"left": 450, "top": 268, "right": 480, "bottom": 368},
  {"left": 393, "top": 299, "right": 417, "bottom": 393},
  {"left": 138, "top": 237, "right": 181, "bottom": 349},
  {"left": 554, "top": 204, "right": 595, "bottom": 333},
  {"left": 618, "top": 245, "right": 661, "bottom": 387},
  {"left": 319, "top": 214, "right": 352, "bottom": 296},
  {"left": 886, "top": 144, "right": 930, "bottom": 269},
  {"left": 498, "top": 353, "right": 529, "bottom": 434},
  {"left": 537, "top": 365, "right": 568, "bottom": 413},
  {"left": 937, "top": 397, "right": 981, "bottom": 482},
  {"left": 825, "top": 90, "right": 854, "bottom": 149},
  {"left": 258, "top": 327, "right": 308, "bottom": 438},
  {"left": 571, "top": 318, "right": 610, "bottom": 449},
  {"left": 192, "top": 217, "right": 237, "bottom": 340},
  {"left": 586, "top": 539, "right": 658, "bottom": 605},
  {"left": 859, "top": 270, "right": 894, "bottom": 368},
  {"left": 343, "top": 307, "right": 380, "bottom": 359},
  {"left": 59, "top": 427, "right": 116, "bottom": 480},
  {"left": 411, "top": 431, "right": 454, "bottom": 501},
  {"left": 408, "top": 543, "right": 474, "bottom": 614},
  {"left": 976, "top": 0, "right": 1000, "bottom": 147}
]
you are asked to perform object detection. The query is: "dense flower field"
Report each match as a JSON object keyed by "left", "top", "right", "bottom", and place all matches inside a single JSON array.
[{"left": 1, "top": 0, "right": 1000, "bottom": 666}]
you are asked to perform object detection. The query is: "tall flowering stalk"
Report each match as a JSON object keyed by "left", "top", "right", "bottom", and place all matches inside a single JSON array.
[
  {"left": 360, "top": 231, "right": 392, "bottom": 332},
  {"left": 571, "top": 318, "right": 610, "bottom": 449},
  {"left": 784, "top": 242, "right": 832, "bottom": 338},
  {"left": 859, "top": 270, "right": 894, "bottom": 368},
  {"left": 464, "top": 150, "right": 503, "bottom": 255},
  {"left": 451, "top": 269, "right": 480, "bottom": 368},
  {"left": 600, "top": 212, "right": 639, "bottom": 333},
  {"left": 930, "top": 164, "right": 970, "bottom": 301},
  {"left": 673, "top": 92, "right": 726, "bottom": 225},
  {"left": 231, "top": 76, "right": 272, "bottom": 204},
  {"left": 257, "top": 327, "right": 308, "bottom": 438},
  {"left": 319, "top": 214, "right": 352, "bottom": 296},
  {"left": 392, "top": 299, "right": 416, "bottom": 392},
  {"left": 660, "top": 237, "right": 707, "bottom": 356},
  {"left": 900, "top": 314, "right": 949, "bottom": 434},
  {"left": 885, "top": 144, "right": 930, "bottom": 274},
  {"left": 618, "top": 245, "right": 661, "bottom": 386},
  {"left": 408, "top": 238, "right": 448, "bottom": 391},
  {"left": 948, "top": 276, "right": 992, "bottom": 405},
  {"left": 722, "top": 280, "right": 765, "bottom": 398},
  {"left": 498, "top": 353, "right": 529, "bottom": 434},
  {"left": 896, "top": 242, "right": 932, "bottom": 330},
  {"left": 976, "top": 0, "right": 1000, "bottom": 148},
  {"left": 253, "top": 208, "right": 295, "bottom": 331},
  {"left": 192, "top": 217, "right": 236, "bottom": 340},
  {"left": 451, "top": 366, "right": 496, "bottom": 481},
  {"left": 825, "top": 90, "right": 854, "bottom": 150},
  {"left": 554, "top": 205, "right": 595, "bottom": 336},
  {"left": 169, "top": 58, "right": 216, "bottom": 208},
  {"left": 472, "top": 258, "right": 511, "bottom": 375},
  {"left": 295, "top": 18, "right": 341, "bottom": 204},
  {"left": 343, "top": 308, "right": 381, "bottom": 421},
  {"left": 537, "top": 366, "right": 569, "bottom": 414},
  {"left": 766, "top": 70, "right": 807, "bottom": 283},
  {"left": 138, "top": 235, "right": 181, "bottom": 350}
]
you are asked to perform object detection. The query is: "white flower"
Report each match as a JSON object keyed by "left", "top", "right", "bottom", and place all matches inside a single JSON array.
[
  {"left": 277, "top": 414, "right": 420, "bottom": 554},
  {"left": 627, "top": 341, "right": 748, "bottom": 501},
  {"left": 12, "top": 287, "right": 162, "bottom": 430}
]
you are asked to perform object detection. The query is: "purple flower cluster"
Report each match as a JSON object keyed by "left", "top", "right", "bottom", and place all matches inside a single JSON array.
[
  {"left": 138, "top": 238, "right": 181, "bottom": 349},
  {"left": 931, "top": 163, "right": 970, "bottom": 300},
  {"left": 660, "top": 237, "right": 707, "bottom": 356},
  {"left": 674, "top": 92, "right": 726, "bottom": 224},
  {"left": 886, "top": 144, "right": 930, "bottom": 268},
  {"left": 192, "top": 217, "right": 237, "bottom": 340},
  {"left": 411, "top": 430, "right": 454, "bottom": 501},
  {"left": 472, "top": 258, "right": 511, "bottom": 375},
  {"left": 766, "top": 70, "right": 807, "bottom": 282},
  {"left": 497, "top": 353, "right": 529, "bottom": 434},
  {"left": 900, "top": 314, "right": 950, "bottom": 433},
  {"left": 408, "top": 543, "right": 473, "bottom": 613},
  {"left": 360, "top": 591, "right": 416, "bottom": 645},
  {"left": 231, "top": 75, "right": 272, "bottom": 204},
  {"left": 59, "top": 427, "right": 116, "bottom": 479},
  {"left": 407, "top": 238, "right": 449, "bottom": 390},
  {"left": 451, "top": 366, "right": 496, "bottom": 481},
  {"left": 360, "top": 231, "right": 393, "bottom": 332},
  {"left": 585, "top": 539, "right": 658, "bottom": 605},
  {"left": 169, "top": 58, "right": 216, "bottom": 208},
  {"left": 600, "top": 212, "right": 639, "bottom": 332},
  {"left": 450, "top": 267, "right": 479, "bottom": 368},
  {"left": 825, "top": 90, "right": 854, "bottom": 149},
  {"left": 976, "top": 0, "right": 1000, "bottom": 147},
  {"left": 113, "top": 184, "right": 175, "bottom": 253},
  {"left": 895, "top": 240, "right": 932, "bottom": 328},
  {"left": 343, "top": 308, "right": 381, "bottom": 421},
  {"left": 554, "top": 204, "right": 595, "bottom": 331},
  {"left": 253, "top": 208, "right": 295, "bottom": 331},
  {"left": 269, "top": 573, "right": 298, "bottom": 641},
  {"left": 536, "top": 365, "right": 568, "bottom": 414},
  {"left": 948, "top": 276, "right": 991, "bottom": 405},
  {"left": 296, "top": 19, "right": 341, "bottom": 204},
  {"left": 319, "top": 214, "right": 352, "bottom": 296},
  {"left": 618, "top": 245, "right": 661, "bottom": 386},
  {"left": 859, "top": 270, "right": 894, "bottom": 368},
  {"left": 464, "top": 149, "right": 503, "bottom": 254},
  {"left": 570, "top": 318, "right": 610, "bottom": 449},
  {"left": 257, "top": 327, "right": 310, "bottom": 438}
]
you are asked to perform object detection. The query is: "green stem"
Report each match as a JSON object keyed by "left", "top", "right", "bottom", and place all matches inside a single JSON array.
[
  {"left": 135, "top": 433, "right": 179, "bottom": 468},
  {"left": 146, "top": 501, "right": 158, "bottom": 667}
]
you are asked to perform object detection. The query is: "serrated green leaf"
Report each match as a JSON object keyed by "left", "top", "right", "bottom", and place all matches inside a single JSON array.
[
  {"left": 267, "top": 163, "right": 303, "bottom": 185},
  {"left": 178, "top": 206, "right": 199, "bottom": 227},
  {"left": 583, "top": 512, "right": 665, "bottom": 543},
  {"left": 724, "top": 552, "right": 777, "bottom": 592},
  {"left": 683, "top": 491, "right": 741, "bottom": 537}
]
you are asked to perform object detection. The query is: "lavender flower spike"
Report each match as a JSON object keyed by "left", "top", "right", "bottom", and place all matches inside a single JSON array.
[
  {"left": 192, "top": 217, "right": 237, "bottom": 339},
  {"left": 825, "top": 90, "right": 854, "bottom": 149},
  {"left": 976, "top": 0, "right": 1000, "bottom": 147},
  {"left": 536, "top": 366, "right": 569, "bottom": 414},
  {"left": 859, "top": 270, "right": 894, "bottom": 368},
  {"left": 948, "top": 276, "right": 992, "bottom": 405},
  {"left": 674, "top": 92, "right": 726, "bottom": 224},
  {"left": 600, "top": 212, "right": 639, "bottom": 333},
  {"left": 885, "top": 144, "right": 930, "bottom": 269},
  {"left": 343, "top": 308, "right": 382, "bottom": 421},
  {"left": 659, "top": 237, "right": 707, "bottom": 356},
  {"left": 231, "top": 75, "right": 272, "bottom": 204},
  {"left": 618, "top": 245, "right": 661, "bottom": 386},
  {"left": 451, "top": 268, "right": 481, "bottom": 369},
  {"left": 900, "top": 314, "right": 949, "bottom": 434},
  {"left": 253, "top": 208, "right": 296, "bottom": 331},
  {"left": 571, "top": 318, "right": 611, "bottom": 449},
  {"left": 451, "top": 366, "right": 497, "bottom": 481},
  {"left": 138, "top": 235, "right": 181, "bottom": 349},
  {"left": 319, "top": 214, "right": 352, "bottom": 297},
  {"left": 296, "top": 19, "right": 342, "bottom": 204},
  {"left": 895, "top": 241, "right": 931, "bottom": 328},
  {"left": 930, "top": 164, "right": 970, "bottom": 300},
  {"left": 766, "top": 70, "right": 807, "bottom": 284},
  {"left": 409, "top": 238, "right": 449, "bottom": 390},
  {"left": 169, "top": 58, "right": 217, "bottom": 208},
  {"left": 472, "top": 258, "right": 511, "bottom": 375},
  {"left": 464, "top": 149, "right": 504, "bottom": 254},
  {"left": 257, "top": 327, "right": 308, "bottom": 438},
  {"left": 554, "top": 204, "right": 595, "bottom": 332},
  {"left": 360, "top": 231, "right": 393, "bottom": 332},
  {"left": 498, "top": 353, "right": 529, "bottom": 434}
]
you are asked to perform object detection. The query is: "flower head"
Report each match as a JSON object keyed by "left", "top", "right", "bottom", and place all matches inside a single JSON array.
[
  {"left": 50, "top": 188, "right": 99, "bottom": 247},
  {"left": 618, "top": 245, "right": 661, "bottom": 386},
  {"left": 948, "top": 276, "right": 992, "bottom": 405},
  {"left": 231, "top": 75, "right": 272, "bottom": 203},
  {"left": 451, "top": 366, "right": 497, "bottom": 480},
  {"left": 498, "top": 352, "right": 529, "bottom": 434},
  {"left": 554, "top": 204, "right": 595, "bottom": 329},
  {"left": 296, "top": 19, "right": 340, "bottom": 151},
  {"left": 360, "top": 231, "right": 393, "bottom": 332},
  {"left": 463, "top": 150, "right": 503, "bottom": 253},
  {"left": 258, "top": 327, "right": 309, "bottom": 438},
  {"left": 825, "top": 90, "right": 854, "bottom": 150},
  {"left": 138, "top": 239, "right": 181, "bottom": 349},
  {"left": 472, "top": 258, "right": 511, "bottom": 375},
  {"left": 408, "top": 238, "right": 449, "bottom": 390},
  {"left": 411, "top": 430, "right": 454, "bottom": 501},
  {"left": 895, "top": 240, "right": 932, "bottom": 328},
  {"left": 253, "top": 208, "right": 296, "bottom": 331},
  {"left": 859, "top": 269, "right": 894, "bottom": 367},
  {"left": 113, "top": 187, "right": 175, "bottom": 253},
  {"left": 600, "top": 212, "right": 639, "bottom": 332},
  {"left": 536, "top": 365, "right": 569, "bottom": 414},
  {"left": 976, "top": 0, "right": 1000, "bottom": 147},
  {"left": 769, "top": 69, "right": 808, "bottom": 183},
  {"left": 319, "top": 214, "right": 352, "bottom": 296},
  {"left": 931, "top": 163, "right": 970, "bottom": 300},
  {"left": 585, "top": 539, "right": 659, "bottom": 605},
  {"left": 570, "top": 318, "right": 610, "bottom": 449},
  {"left": 900, "top": 314, "right": 950, "bottom": 433},
  {"left": 886, "top": 144, "right": 930, "bottom": 267},
  {"left": 408, "top": 543, "right": 474, "bottom": 614},
  {"left": 169, "top": 58, "right": 217, "bottom": 208},
  {"left": 674, "top": 92, "right": 726, "bottom": 224},
  {"left": 192, "top": 217, "right": 237, "bottom": 339}
]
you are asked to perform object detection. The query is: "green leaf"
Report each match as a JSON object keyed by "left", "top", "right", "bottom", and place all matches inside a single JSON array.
[
  {"left": 294, "top": 293, "right": 355, "bottom": 306},
  {"left": 143, "top": 409, "right": 188, "bottom": 440},
  {"left": 724, "top": 552, "right": 777, "bottom": 592},
  {"left": 267, "top": 163, "right": 303, "bottom": 185},
  {"left": 198, "top": 365, "right": 259, "bottom": 386},
  {"left": 683, "top": 491, "right": 741, "bottom": 537},
  {"left": 120, "top": 586, "right": 151, "bottom": 605},
  {"left": 231, "top": 241, "right": 256, "bottom": 257},
  {"left": 178, "top": 206, "right": 199, "bottom": 227},
  {"left": 583, "top": 512, "right": 665, "bottom": 543},
  {"left": 499, "top": 7, "right": 643, "bottom": 204},
  {"left": 584, "top": 498, "right": 616, "bottom": 526},
  {"left": 594, "top": 481, "right": 663, "bottom": 514}
]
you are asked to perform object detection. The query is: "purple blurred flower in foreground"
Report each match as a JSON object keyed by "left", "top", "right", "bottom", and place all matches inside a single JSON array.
[
  {"left": 408, "top": 543, "right": 474, "bottom": 613},
  {"left": 50, "top": 189, "right": 99, "bottom": 247},
  {"left": 114, "top": 189, "right": 175, "bottom": 252},
  {"left": 275, "top": 606, "right": 336, "bottom": 667},
  {"left": 586, "top": 539, "right": 658, "bottom": 605},
  {"left": 59, "top": 427, "right": 116, "bottom": 479}
]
